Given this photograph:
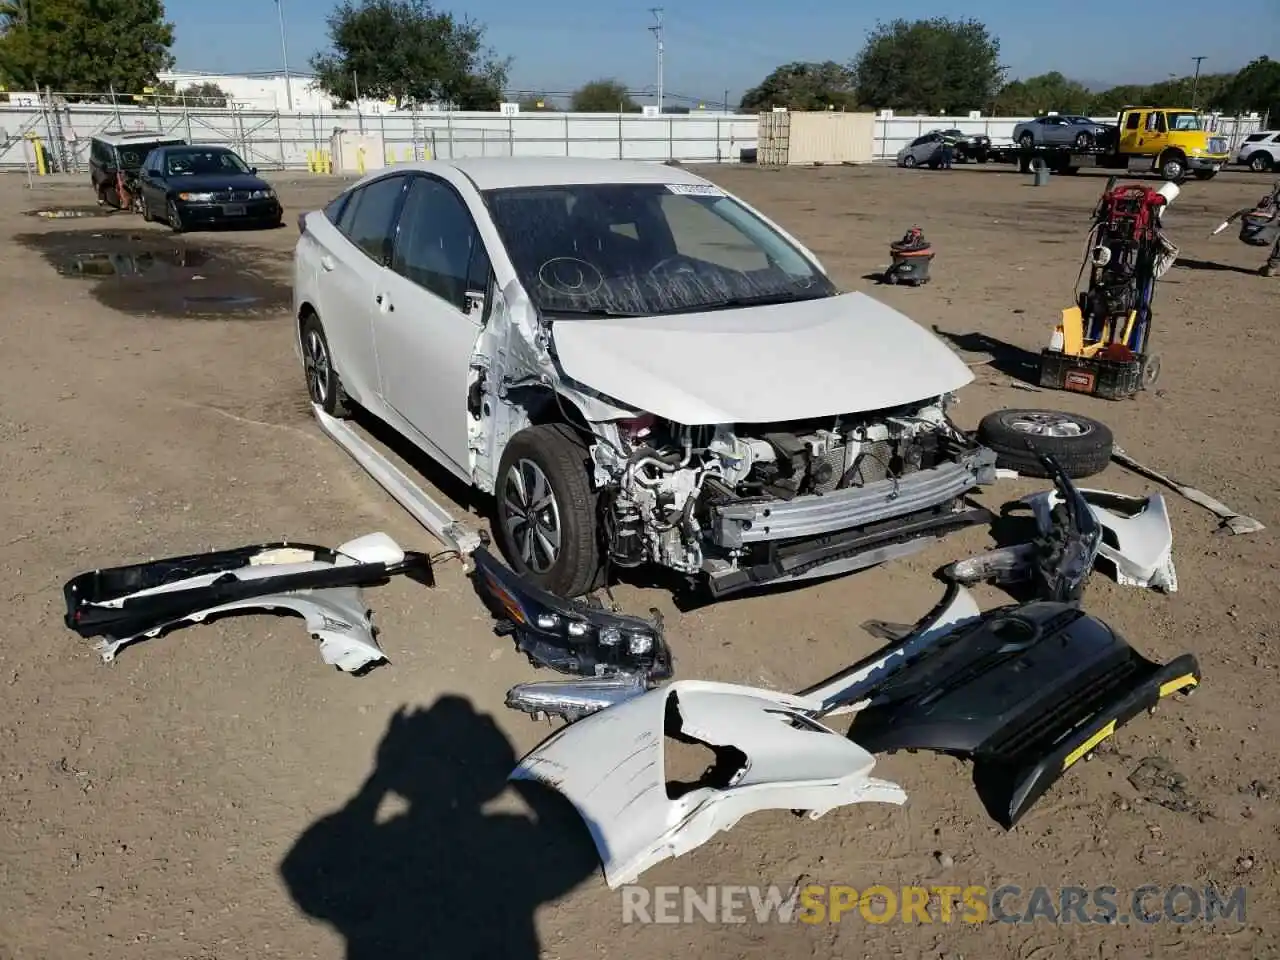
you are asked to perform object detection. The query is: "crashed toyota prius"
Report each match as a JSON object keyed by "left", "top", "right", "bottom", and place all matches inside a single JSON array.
[{"left": 294, "top": 157, "right": 996, "bottom": 598}]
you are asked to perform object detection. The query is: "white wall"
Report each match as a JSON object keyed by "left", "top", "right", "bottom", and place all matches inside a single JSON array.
[{"left": 0, "top": 101, "right": 1266, "bottom": 172}]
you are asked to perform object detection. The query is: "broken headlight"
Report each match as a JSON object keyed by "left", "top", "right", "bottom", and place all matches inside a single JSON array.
[{"left": 469, "top": 547, "right": 672, "bottom": 681}]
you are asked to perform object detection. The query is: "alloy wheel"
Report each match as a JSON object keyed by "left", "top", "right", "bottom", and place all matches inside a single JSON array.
[
  {"left": 1004, "top": 411, "right": 1094, "bottom": 439},
  {"left": 303, "top": 329, "right": 330, "bottom": 406},
  {"left": 502, "top": 458, "right": 563, "bottom": 574}
]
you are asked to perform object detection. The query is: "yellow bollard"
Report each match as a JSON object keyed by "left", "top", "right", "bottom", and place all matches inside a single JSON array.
[
  {"left": 26, "top": 134, "right": 47, "bottom": 175},
  {"left": 356, "top": 145, "right": 366, "bottom": 174}
]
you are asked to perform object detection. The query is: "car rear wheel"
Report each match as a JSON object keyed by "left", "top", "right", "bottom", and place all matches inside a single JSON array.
[
  {"left": 1075, "top": 132, "right": 1094, "bottom": 148},
  {"left": 1249, "top": 153, "right": 1272, "bottom": 172},
  {"left": 903, "top": 155, "right": 917, "bottom": 168},
  {"left": 300, "top": 313, "right": 352, "bottom": 417},
  {"left": 975, "top": 408, "right": 1114, "bottom": 479},
  {"left": 495, "top": 424, "right": 603, "bottom": 598},
  {"left": 1019, "top": 132, "right": 1035, "bottom": 148}
]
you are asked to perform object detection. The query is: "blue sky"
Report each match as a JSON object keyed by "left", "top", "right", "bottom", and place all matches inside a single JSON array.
[{"left": 168, "top": 0, "right": 1279, "bottom": 105}]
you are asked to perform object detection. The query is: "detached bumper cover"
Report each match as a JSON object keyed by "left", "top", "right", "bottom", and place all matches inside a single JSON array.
[
  {"left": 63, "top": 532, "right": 432, "bottom": 672},
  {"left": 846, "top": 601, "right": 1200, "bottom": 828}
]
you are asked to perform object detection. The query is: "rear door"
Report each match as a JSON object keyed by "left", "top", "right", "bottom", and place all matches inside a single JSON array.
[
  {"left": 306, "top": 173, "right": 409, "bottom": 409},
  {"left": 372, "top": 174, "right": 493, "bottom": 478}
]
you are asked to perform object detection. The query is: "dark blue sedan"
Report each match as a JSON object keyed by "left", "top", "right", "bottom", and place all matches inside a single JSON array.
[{"left": 137, "top": 144, "right": 283, "bottom": 233}]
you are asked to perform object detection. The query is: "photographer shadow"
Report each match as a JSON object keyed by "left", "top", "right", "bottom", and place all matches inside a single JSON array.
[{"left": 280, "top": 696, "right": 599, "bottom": 960}]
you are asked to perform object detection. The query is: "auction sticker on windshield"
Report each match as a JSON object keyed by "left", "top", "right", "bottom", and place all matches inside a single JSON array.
[{"left": 666, "top": 183, "right": 724, "bottom": 196}]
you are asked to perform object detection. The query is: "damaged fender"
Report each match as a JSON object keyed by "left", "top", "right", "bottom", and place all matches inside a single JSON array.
[
  {"left": 511, "top": 680, "right": 906, "bottom": 888},
  {"left": 63, "top": 532, "right": 432, "bottom": 672},
  {"left": 1030, "top": 488, "right": 1177, "bottom": 592}
]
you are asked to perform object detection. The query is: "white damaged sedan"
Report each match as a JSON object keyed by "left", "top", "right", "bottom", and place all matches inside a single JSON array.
[{"left": 293, "top": 158, "right": 995, "bottom": 598}]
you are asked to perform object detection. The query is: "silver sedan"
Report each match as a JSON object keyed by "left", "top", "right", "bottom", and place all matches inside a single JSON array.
[{"left": 1012, "top": 115, "right": 1112, "bottom": 149}]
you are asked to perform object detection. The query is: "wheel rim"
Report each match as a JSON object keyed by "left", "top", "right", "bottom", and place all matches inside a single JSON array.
[
  {"left": 904, "top": 156, "right": 916, "bottom": 167},
  {"left": 303, "top": 329, "right": 330, "bottom": 405},
  {"left": 1252, "top": 156, "right": 1267, "bottom": 172},
  {"left": 169, "top": 201, "right": 180, "bottom": 228},
  {"left": 1164, "top": 160, "right": 1182, "bottom": 179},
  {"left": 1004, "top": 411, "right": 1093, "bottom": 439},
  {"left": 502, "top": 459, "right": 562, "bottom": 574},
  {"left": 1020, "top": 135, "right": 1033, "bottom": 147}
]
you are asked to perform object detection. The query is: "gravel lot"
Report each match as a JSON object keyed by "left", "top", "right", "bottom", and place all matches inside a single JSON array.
[{"left": 2, "top": 161, "right": 1277, "bottom": 959}]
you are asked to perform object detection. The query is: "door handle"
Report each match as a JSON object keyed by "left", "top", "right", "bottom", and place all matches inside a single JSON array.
[
  {"left": 376, "top": 294, "right": 394, "bottom": 312},
  {"left": 320, "top": 255, "right": 335, "bottom": 271}
]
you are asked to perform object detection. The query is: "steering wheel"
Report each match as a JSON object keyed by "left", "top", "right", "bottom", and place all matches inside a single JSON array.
[{"left": 647, "top": 254, "right": 703, "bottom": 279}]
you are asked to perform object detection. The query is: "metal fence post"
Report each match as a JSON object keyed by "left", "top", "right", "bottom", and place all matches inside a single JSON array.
[
  {"left": 564, "top": 114, "right": 570, "bottom": 156},
  {"left": 617, "top": 113, "right": 623, "bottom": 159},
  {"left": 507, "top": 114, "right": 514, "bottom": 157},
  {"left": 446, "top": 113, "right": 454, "bottom": 160},
  {"left": 275, "top": 110, "right": 286, "bottom": 169}
]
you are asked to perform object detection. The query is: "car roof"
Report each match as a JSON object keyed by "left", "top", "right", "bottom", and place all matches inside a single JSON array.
[
  {"left": 364, "top": 157, "right": 716, "bottom": 191},
  {"left": 92, "top": 130, "right": 186, "bottom": 147}
]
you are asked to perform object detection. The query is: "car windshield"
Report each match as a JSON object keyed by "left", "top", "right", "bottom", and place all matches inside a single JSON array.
[
  {"left": 164, "top": 148, "right": 251, "bottom": 176},
  {"left": 1167, "top": 112, "right": 1204, "bottom": 131},
  {"left": 482, "top": 182, "right": 837, "bottom": 317}
]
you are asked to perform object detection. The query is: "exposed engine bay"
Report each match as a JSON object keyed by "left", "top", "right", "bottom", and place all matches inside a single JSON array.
[{"left": 587, "top": 398, "right": 995, "bottom": 594}]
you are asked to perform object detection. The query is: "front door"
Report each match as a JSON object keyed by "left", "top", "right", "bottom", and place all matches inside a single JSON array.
[
  {"left": 373, "top": 174, "right": 492, "bottom": 479},
  {"left": 1119, "top": 110, "right": 1145, "bottom": 155}
]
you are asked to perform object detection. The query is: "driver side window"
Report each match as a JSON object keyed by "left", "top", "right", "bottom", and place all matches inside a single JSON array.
[{"left": 391, "top": 176, "right": 490, "bottom": 313}]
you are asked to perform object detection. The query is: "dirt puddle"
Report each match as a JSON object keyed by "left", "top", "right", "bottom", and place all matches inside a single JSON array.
[{"left": 15, "top": 229, "right": 290, "bottom": 319}]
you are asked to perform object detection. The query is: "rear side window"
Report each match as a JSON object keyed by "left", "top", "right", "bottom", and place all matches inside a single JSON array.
[
  {"left": 323, "top": 192, "right": 349, "bottom": 224},
  {"left": 341, "top": 175, "right": 407, "bottom": 262},
  {"left": 1244, "top": 133, "right": 1267, "bottom": 142}
]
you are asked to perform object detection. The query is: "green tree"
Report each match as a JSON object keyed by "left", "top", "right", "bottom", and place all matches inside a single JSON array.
[
  {"left": 153, "top": 80, "right": 233, "bottom": 107},
  {"left": 310, "top": 0, "right": 509, "bottom": 110},
  {"left": 0, "top": 0, "right": 174, "bottom": 96},
  {"left": 852, "top": 17, "right": 1003, "bottom": 114},
  {"left": 1212, "top": 56, "right": 1280, "bottom": 121},
  {"left": 739, "top": 61, "right": 858, "bottom": 111},
  {"left": 992, "top": 72, "right": 1093, "bottom": 115},
  {"left": 571, "top": 79, "right": 639, "bottom": 112}
]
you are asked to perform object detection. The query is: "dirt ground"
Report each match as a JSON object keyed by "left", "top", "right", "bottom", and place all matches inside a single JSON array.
[{"left": 2, "top": 160, "right": 1277, "bottom": 960}]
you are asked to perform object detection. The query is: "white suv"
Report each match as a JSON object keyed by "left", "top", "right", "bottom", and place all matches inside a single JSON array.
[{"left": 1236, "top": 131, "right": 1280, "bottom": 172}]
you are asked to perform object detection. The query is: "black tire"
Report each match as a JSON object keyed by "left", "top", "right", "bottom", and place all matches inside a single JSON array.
[
  {"left": 1075, "top": 132, "right": 1094, "bottom": 148},
  {"left": 1019, "top": 132, "right": 1035, "bottom": 148},
  {"left": 975, "top": 408, "right": 1114, "bottom": 479},
  {"left": 300, "top": 313, "right": 352, "bottom": 417},
  {"left": 140, "top": 194, "right": 153, "bottom": 223},
  {"left": 903, "top": 155, "right": 917, "bottom": 168},
  {"left": 494, "top": 423, "right": 603, "bottom": 598},
  {"left": 1250, "top": 153, "right": 1273, "bottom": 173}
]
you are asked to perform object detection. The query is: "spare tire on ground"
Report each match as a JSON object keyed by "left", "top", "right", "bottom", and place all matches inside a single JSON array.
[{"left": 975, "top": 408, "right": 1114, "bottom": 479}]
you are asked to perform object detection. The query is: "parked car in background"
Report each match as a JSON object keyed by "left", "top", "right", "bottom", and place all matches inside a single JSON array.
[
  {"left": 896, "top": 133, "right": 946, "bottom": 168},
  {"left": 293, "top": 157, "right": 995, "bottom": 599},
  {"left": 1235, "top": 131, "right": 1280, "bottom": 171},
  {"left": 136, "top": 144, "right": 283, "bottom": 233},
  {"left": 89, "top": 130, "right": 186, "bottom": 211},
  {"left": 1013, "top": 115, "right": 1115, "bottom": 149},
  {"left": 934, "top": 128, "right": 991, "bottom": 162}
]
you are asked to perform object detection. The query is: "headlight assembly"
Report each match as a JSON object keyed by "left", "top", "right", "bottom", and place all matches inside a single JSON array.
[
  {"left": 470, "top": 547, "right": 671, "bottom": 681},
  {"left": 178, "top": 192, "right": 216, "bottom": 202}
]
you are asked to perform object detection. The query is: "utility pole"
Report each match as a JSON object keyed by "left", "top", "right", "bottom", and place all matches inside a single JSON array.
[
  {"left": 648, "top": 8, "right": 664, "bottom": 114},
  {"left": 275, "top": 0, "right": 294, "bottom": 111},
  {"left": 1190, "top": 56, "right": 1206, "bottom": 109}
]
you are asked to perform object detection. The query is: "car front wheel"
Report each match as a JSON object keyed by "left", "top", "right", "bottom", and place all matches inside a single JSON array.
[
  {"left": 1250, "top": 153, "right": 1272, "bottom": 172},
  {"left": 495, "top": 423, "right": 603, "bottom": 598},
  {"left": 903, "top": 155, "right": 917, "bottom": 168}
]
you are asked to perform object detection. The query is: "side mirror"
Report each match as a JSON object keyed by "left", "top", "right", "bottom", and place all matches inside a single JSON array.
[
  {"left": 462, "top": 290, "right": 486, "bottom": 317},
  {"left": 250, "top": 166, "right": 258, "bottom": 175}
]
